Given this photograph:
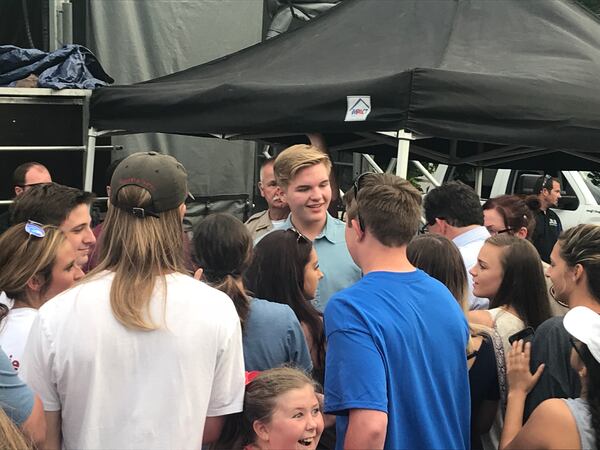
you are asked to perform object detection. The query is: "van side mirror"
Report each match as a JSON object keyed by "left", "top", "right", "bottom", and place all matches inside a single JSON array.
[{"left": 557, "top": 195, "right": 579, "bottom": 211}]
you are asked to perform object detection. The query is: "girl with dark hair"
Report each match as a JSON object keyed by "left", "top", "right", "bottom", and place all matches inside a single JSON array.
[
  {"left": 469, "top": 234, "right": 552, "bottom": 450},
  {"left": 194, "top": 214, "right": 312, "bottom": 372},
  {"left": 482, "top": 195, "right": 537, "bottom": 239},
  {"left": 212, "top": 367, "right": 324, "bottom": 450},
  {"left": 245, "top": 229, "right": 325, "bottom": 380},
  {"left": 499, "top": 306, "right": 599, "bottom": 449},
  {"left": 407, "top": 235, "right": 500, "bottom": 449},
  {"left": 483, "top": 194, "right": 565, "bottom": 316},
  {"left": 469, "top": 235, "right": 552, "bottom": 349}
]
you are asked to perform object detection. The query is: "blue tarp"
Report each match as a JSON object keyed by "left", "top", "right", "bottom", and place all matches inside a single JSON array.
[{"left": 0, "top": 44, "right": 113, "bottom": 89}]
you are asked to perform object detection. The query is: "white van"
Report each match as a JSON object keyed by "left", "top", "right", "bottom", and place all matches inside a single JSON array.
[{"left": 424, "top": 166, "right": 600, "bottom": 229}]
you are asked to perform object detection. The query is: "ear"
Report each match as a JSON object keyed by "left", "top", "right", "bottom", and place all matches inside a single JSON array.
[
  {"left": 178, "top": 203, "right": 187, "bottom": 220},
  {"left": 193, "top": 268, "right": 204, "bottom": 281},
  {"left": 27, "top": 274, "right": 45, "bottom": 292},
  {"left": 349, "top": 218, "right": 365, "bottom": 241},
  {"left": 515, "top": 227, "right": 528, "bottom": 239},
  {"left": 435, "top": 217, "right": 448, "bottom": 234},
  {"left": 106, "top": 185, "right": 112, "bottom": 197},
  {"left": 258, "top": 181, "right": 265, "bottom": 196},
  {"left": 253, "top": 419, "right": 270, "bottom": 442},
  {"left": 14, "top": 186, "right": 23, "bottom": 196},
  {"left": 573, "top": 263, "right": 585, "bottom": 283}
]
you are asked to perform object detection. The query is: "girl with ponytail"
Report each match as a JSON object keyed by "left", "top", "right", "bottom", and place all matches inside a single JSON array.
[{"left": 194, "top": 214, "right": 312, "bottom": 372}]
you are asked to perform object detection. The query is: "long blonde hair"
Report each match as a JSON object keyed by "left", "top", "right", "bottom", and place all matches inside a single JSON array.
[
  {"left": 91, "top": 185, "right": 186, "bottom": 330},
  {"left": 0, "top": 223, "right": 65, "bottom": 304},
  {"left": 0, "top": 408, "right": 31, "bottom": 450}
]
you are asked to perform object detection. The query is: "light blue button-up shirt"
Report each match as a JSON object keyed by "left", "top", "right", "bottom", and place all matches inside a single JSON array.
[
  {"left": 453, "top": 225, "right": 490, "bottom": 310},
  {"left": 278, "top": 213, "right": 362, "bottom": 312}
]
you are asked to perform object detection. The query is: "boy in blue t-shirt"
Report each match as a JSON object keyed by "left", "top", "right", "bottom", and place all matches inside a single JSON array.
[{"left": 324, "top": 173, "right": 470, "bottom": 450}]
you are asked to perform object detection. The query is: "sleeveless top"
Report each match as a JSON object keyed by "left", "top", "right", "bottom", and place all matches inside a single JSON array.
[
  {"left": 563, "top": 398, "right": 597, "bottom": 449},
  {"left": 481, "top": 308, "right": 526, "bottom": 450},
  {"left": 488, "top": 307, "right": 525, "bottom": 356}
]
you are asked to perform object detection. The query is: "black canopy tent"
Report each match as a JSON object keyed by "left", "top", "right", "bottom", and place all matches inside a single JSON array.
[{"left": 90, "top": 0, "right": 600, "bottom": 172}]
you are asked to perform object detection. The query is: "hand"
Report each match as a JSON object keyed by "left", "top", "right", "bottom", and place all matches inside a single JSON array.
[{"left": 507, "top": 340, "right": 544, "bottom": 395}]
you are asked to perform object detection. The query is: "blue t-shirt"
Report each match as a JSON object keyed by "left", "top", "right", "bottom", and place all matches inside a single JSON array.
[
  {"left": 324, "top": 270, "right": 470, "bottom": 450},
  {"left": 243, "top": 298, "right": 313, "bottom": 372},
  {"left": 0, "top": 346, "right": 34, "bottom": 425}
]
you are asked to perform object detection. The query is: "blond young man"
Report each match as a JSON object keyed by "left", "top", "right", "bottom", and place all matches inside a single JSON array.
[
  {"left": 273, "top": 145, "right": 361, "bottom": 311},
  {"left": 245, "top": 158, "right": 290, "bottom": 240},
  {"left": 324, "top": 173, "right": 470, "bottom": 450}
]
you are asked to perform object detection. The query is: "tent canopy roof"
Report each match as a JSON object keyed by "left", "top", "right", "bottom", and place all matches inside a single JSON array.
[{"left": 90, "top": 0, "right": 600, "bottom": 170}]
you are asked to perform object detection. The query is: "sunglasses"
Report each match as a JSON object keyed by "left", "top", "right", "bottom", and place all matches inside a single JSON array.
[
  {"left": 486, "top": 227, "right": 513, "bottom": 236},
  {"left": 352, "top": 172, "right": 372, "bottom": 231},
  {"left": 288, "top": 227, "right": 310, "bottom": 243},
  {"left": 25, "top": 220, "right": 46, "bottom": 238}
]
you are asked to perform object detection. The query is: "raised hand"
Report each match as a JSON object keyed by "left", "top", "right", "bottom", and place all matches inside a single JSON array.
[{"left": 506, "top": 339, "right": 545, "bottom": 395}]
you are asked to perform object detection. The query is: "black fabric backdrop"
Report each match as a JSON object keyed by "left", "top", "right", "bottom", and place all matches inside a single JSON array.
[{"left": 90, "top": 0, "right": 600, "bottom": 170}]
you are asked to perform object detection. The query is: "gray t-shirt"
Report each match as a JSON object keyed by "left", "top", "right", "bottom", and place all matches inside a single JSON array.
[
  {"left": 563, "top": 398, "right": 596, "bottom": 449},
  {"left": 243, "top": 298, "right": 313, "bottom": 372},
  {"left": 0, "top": 346, "right": 33, "bottom": 425}
]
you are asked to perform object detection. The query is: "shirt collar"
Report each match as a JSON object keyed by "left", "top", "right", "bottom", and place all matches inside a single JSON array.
[
  {"left": 284, "top": 213, "right": 342, "bottom": 244},
  {"left": 452, "top": 225, "right": 490, "bottom": 247}
]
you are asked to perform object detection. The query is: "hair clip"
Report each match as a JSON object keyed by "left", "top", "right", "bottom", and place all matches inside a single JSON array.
[{"left": 245, "top": 371, "right": 261, "bottom": 385}]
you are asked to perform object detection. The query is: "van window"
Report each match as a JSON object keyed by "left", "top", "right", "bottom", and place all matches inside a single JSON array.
[
  {"left": 445, "top": 167, "right": 498, "bottom": 199},
  {"left": 581, "top": 171, "right": 600, "bottom": 204},
  {"left": 510, "top": 171, "right": 579, "bottom": 211}
]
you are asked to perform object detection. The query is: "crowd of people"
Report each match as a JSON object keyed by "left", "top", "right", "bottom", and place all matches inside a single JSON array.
[{"left": 0, "top": 148, "right": 598, "bottom": 450}]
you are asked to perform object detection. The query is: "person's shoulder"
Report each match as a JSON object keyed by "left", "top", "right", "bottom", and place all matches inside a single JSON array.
[
  {"left": 548, "top": 208, "right": 562, "bottom": 221},
  {"left": 535, "top": 316, "right": 565, "bottom": 333},
  {"left": 245, "top": 209, "right": 268, "bottom": 224},
  {"left": 529, "top": 398, "right": 575, "bottom": 429},
  {"left": 250, "top": 298, "right": 296, "bottom": 321},
  {"left": 168, "top": 273, "right": 232, "bottom": 304}
]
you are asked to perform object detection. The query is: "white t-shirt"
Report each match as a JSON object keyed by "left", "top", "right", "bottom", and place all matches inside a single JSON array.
[
  {"left": 0, "top": 307, "right": 37, "bottom": 372},
  {"left": 21, "top": 271, "right": 245, "bottom": 450}
]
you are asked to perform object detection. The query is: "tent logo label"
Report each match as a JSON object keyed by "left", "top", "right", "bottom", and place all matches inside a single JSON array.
[{"left": 345, "top": 96, "right": 371, "bottom": 122}]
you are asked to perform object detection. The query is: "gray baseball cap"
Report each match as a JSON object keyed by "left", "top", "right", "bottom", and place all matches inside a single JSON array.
[{"left": 110, "top": 151, "right": 188, "bottom": 218}]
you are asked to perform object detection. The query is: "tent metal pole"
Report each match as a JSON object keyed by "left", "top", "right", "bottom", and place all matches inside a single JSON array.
[
  {"left": 412, "top": 160, "right": 440, "bottom": 187},
  {"left": 475, "top": 167, "right": 483, "bottom": 197},
  {"left": 83, "top": 127, "right": 97, "bottom": 192},
  {"left": 361, "top": 155, "right": 384, "bottom": 173},
  {"left": 396, "top": 129, "right": 412, "bottom": 178}
]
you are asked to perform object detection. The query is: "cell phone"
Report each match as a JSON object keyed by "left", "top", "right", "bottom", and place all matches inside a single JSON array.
[{"left": 508, "top": 326, "right": 535, "bottom": 345}]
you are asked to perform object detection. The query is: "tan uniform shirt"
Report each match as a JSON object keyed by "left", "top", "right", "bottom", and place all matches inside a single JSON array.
[{"left": 245, "top": 210, "right": 273, "bottom": 240}]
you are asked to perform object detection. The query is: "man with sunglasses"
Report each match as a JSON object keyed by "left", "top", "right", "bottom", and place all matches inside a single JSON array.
[
  {"left": 0, "top": 162, "right": 52, "bottom": 236},
  {"left": 272, "top": 144, "right": 361, "bottom": 312},
  {"left": 324, "top": 173, "right": 470, "bottom": 450},
  {"left": 531, "top": 174, "right": 563, "bottom": 263},
  {"left": 423, "top": 181, "right": 491, "bottom": 310}
]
